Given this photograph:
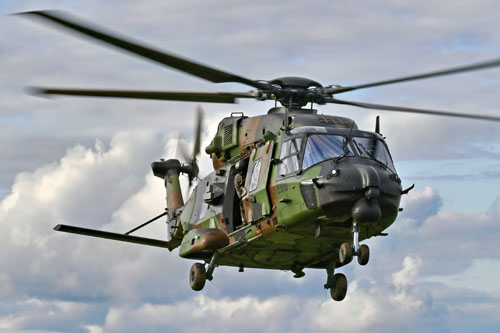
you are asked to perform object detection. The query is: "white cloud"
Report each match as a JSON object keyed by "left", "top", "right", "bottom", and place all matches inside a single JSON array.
[
  {"left": 99, "top": 295, "right": 300, "bottom": 332},
  {"left": 0, "top": 298, "right": 91, "bottom": 331},
  {"left": 399, "top": 186, "right": 442, "bottom": 224},
  {"left": 0, "top": 131, "right": 185, "bottom": 302},
  {"left": 74, "top": 255, "right": 447, "bottom": 333}
]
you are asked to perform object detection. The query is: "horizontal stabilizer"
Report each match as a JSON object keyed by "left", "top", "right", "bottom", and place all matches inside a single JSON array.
[{"left": 54, "top": 224, "right": 171, "bottom": 249}]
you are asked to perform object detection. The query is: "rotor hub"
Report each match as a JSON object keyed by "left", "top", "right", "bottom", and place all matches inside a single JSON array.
[{"left": 268, "top": 77, "right": 325, "bottom": 107}]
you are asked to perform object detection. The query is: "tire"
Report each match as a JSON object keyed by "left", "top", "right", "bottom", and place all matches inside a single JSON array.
[
  {"left": 189, "top": 263, "right": 206, "bottom": 291},
  {"left": 339, "top": 242, "right": 353, "bottom": 265},
  {"left": 330, "top": 273, "right": 348, "bottom": 301},
  {"left": 357, "top": 244, "right": 370, "bottom": 266}
]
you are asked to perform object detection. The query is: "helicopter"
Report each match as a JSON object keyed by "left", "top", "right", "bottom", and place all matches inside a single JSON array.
[{"left": 18, "top": 10, "right": 500, "bottom": 301}]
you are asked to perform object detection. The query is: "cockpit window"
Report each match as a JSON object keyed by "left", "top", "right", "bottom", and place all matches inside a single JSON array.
[
  {"left": 249, "top": 158, "right": 262, "bottom": 192},
  {"left": 302, "top": 134, "right": 352, "bottom": 170},
  {"left": 352, "top": 137, "right": 395, "bottom": 171},
  {"left": 279, "top": 137, "right": 302, "bottom": 177}
]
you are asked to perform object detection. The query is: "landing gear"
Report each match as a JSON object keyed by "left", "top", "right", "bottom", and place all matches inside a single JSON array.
[
  {"left": 189, "top": 263, "right": 206, "bottom": 291},
  {"left": 358, "top": 244, "right": 370, "bottom": 266},
  {"left": 330, "top": 273, "right": 348, "bottom": 301},
  {"left": 339, "top": 242, "right": 353, "bottom": 264},
  {"left": 324, "top": 261, "right": 348, "bottom": 301},
  {"left": 338, "top": 221, "right": 370, "bottom": 266},
  {"left": 330, "top": 222, "right": 371, "bottom": 301},
  {"left": 189, "top": 252, "right": 219, "bottom": 291}
]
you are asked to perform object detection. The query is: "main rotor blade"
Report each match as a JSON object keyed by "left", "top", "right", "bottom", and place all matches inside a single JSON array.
[
  {"left": 28, "top": 87, "right": 257, "bottom": 103},
  {"left": 324, "top": 58, "right": 500, "bottom": 95},
  {"left": 326, "top": 97, "right": 500, "bottom": 122},
  {"left": 18, "top": 10, "right": 268, "bottom": 90}
]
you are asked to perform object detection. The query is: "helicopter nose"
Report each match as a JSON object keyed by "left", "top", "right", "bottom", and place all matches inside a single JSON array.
[
  {"left": 351, "top": 165, "right": 382, "bottom": 223},
  {"left": 351, "top": 191, "right": 381, "bottom": 223},
  {"left": 354, "top": 164, "right": 380, "bottom": 188},
  {"left": 301, "top": 159, "right": 401, "bottom": 225}
]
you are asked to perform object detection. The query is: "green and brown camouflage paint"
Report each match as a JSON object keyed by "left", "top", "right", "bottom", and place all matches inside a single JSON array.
[{"left": 176, "top": 107, "right": 402, "bottom": 271}]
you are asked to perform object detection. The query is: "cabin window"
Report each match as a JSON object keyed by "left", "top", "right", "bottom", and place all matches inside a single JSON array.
[
  {"left": 302, "top": 134, "right": 352, "bottom": 170},
  {"left": 279, "top": 137, "right": 302, "bottom": 177},
  {"left": 352, "top": 137, "right": 395, "bottom": 171},
  {"left": 187, "top": 178, "right": 210, "bottom": 224},
  {"left": 249, "top": 158, "right": 262, "bottom": 192}
]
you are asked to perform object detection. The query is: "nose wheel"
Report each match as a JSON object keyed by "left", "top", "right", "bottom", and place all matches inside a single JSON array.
[
  {"left": 338, "top": 222, "right": 370, "bottom": 266},
  {"left": 357, "top": 244, "right": 370, "bottom": 265},
  {"left": 339, "top": 242, "right": 353, "bottom": 264}
]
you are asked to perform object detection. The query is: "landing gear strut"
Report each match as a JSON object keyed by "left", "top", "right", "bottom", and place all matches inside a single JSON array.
[
  {"left": 324, "top": 261, "right": 348, "bottom": 301},
  {"left": 339, "top": 221, "right": 370, "bottom": 266},
  {"left": 189, "top": 251, "right": 219, "bottom": 291}
]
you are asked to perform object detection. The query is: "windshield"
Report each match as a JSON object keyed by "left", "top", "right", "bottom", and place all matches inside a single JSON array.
[
  {"left": 352, "top": 137, "right": 395, "bottom": 171},
  {"left": 302, "top": 134, "right": 352, "bottom": 169},
  {"left": 279, "top": 137, "right": 302, "bottom": 177}
]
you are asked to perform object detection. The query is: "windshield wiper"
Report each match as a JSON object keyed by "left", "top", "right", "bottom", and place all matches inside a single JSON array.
[
  {"left": 333, "top": 138, "right": 350, "bottom": 163},
  {"left": 333, "top": 150, "right": 349, "bottom": 163},
  {"left": 357, "top": 142, "right": 387, "bottom": 169}
]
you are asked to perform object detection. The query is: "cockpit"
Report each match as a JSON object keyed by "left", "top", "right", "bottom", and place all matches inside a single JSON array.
[
  {"left": 279, "top": 127, "right": 396, "bottom": 177},
  {"left": 302, "top": 134, "right": 353, "bottom": 169}
]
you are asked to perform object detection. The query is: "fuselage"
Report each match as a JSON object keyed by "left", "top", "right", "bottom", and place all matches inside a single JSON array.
[{"left": 176, "top": 107, "right": 402, "bottom": 270}]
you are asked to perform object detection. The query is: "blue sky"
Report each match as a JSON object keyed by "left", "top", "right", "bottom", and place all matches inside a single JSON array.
[{"left": 1, "top": 1, "right": 500, "bottom": 332}]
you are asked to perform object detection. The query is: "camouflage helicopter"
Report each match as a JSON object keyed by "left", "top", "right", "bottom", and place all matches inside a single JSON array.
[{"left": 19, "top": 10, "right": 500, "bottom": 301}]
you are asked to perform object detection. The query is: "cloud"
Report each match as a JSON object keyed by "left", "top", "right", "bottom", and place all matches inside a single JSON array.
[
  {"left": 99, "top": 295, "right": 301, "bottom": 333},
  {"left": 0, "top": 131, "right": 187, "bottom": 304},
  {"left": 398, "top": 186, "right": 443, "bottom": 225},
  {"left": 299, "top": 256, "right": 444, "bottom": 333},
  {"left": 0, "top": 298, "right": 92, "bottom": 331},
  {"left": 409, "top": 169, "right": 500, "bottom": 181},
  {"left": 367, "top": 193, "right": 500, "bottom": 277},
  {"left": 76, "top": 255, "right": 447, "bottom": 333}
]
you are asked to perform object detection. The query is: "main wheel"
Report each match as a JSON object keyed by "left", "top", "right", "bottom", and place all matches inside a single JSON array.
[
  {"left": 357, "top": 244, "right": 370, "bottom": 266},
  {"left": 339, "top": 242, "right": 353, "bottom": 265},
  {"left": 330, "top": 273, "right": 348, "bottom": 301},
  {"left": 189, "top": 263, "right": 206, "bottom": 291}
]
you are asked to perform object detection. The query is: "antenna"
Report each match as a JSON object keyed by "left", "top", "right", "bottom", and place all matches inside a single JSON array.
[
  {"left": 348, "top": 118, "right": 355, "bottom": 137},
  {"left": 285, "top": 96, "right": 292, "bottom": 132}
]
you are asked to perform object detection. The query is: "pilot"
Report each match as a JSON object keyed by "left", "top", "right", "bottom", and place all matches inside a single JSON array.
[{"left": 234, "top": 158, "right": 249, "bottom": 224}]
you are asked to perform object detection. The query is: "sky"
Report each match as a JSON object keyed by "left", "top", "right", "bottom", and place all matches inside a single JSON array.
[{"left": 1, "top": 0, "right": 500, "bottom": 332}]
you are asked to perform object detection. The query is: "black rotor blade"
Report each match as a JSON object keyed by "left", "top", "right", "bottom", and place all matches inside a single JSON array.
[
  {"left": 18, "top": 10, "right": 268, "bottom": 90},
  {"left": 326, "top": 97, "right": 500, "bottom": 122},
  {"left": 324, "top": 58, "right": 500, "bottom": 95},
  {"left": 28, "top": 87, "right": 257, "bottom": 103}
]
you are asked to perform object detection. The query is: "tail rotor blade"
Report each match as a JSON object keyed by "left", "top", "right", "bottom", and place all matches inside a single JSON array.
[
  {"left": 193, "top": 105, "right": 204, "bottom": 160},
  {"left": 175, "top": 134, "right": 191, "bottom": 162}
]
